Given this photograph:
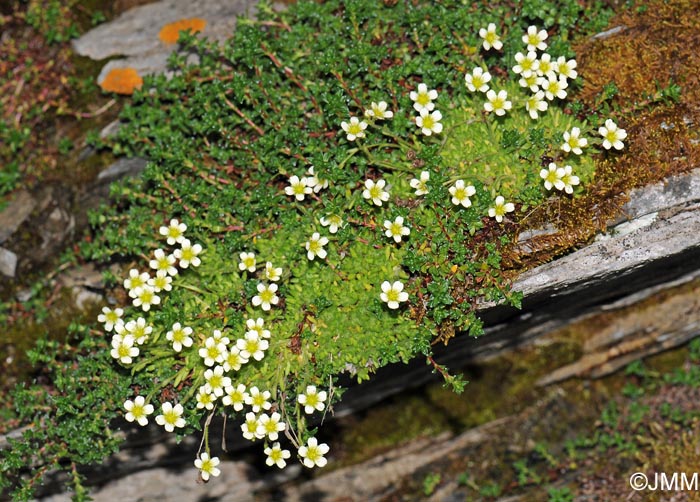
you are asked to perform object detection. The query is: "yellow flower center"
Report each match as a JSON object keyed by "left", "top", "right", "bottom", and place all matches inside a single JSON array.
[
  {"left": 269, "top": 449, "right": 283, "bottom": 462},
  {"left": 472, "top": 75, "right": 485, "bottom": 89},
  {"left": 140, "top": 290, "right": 153, "bottom": 304},
  {"left": 546, "top": 171, "right": 559, "bottom": 184},
  {"left": 416, "top": 92, "right": 431, "bottom": 106},
  {"left": 260, "top": 289, "right": 274, "bottom": 303},
  {"left": 305, "top": 393, "right": 319, "bottom": 408},
  {"left": 422, "top": 115, "right": 435, "bottom": 129},
  {"left": 485, "top": 32, "right": 498, "bottom": 44},
  {"left": 181, "top": 248, "right": 195, "bottom": 261},
  {"left": 386, "top": 289, "right": 400, "bottom": 302},
  {"left": 168, "top": 227, "right": 181, "bottom": 239},
  {"left": 454, "top": 188, "right": 466, "bottom": 200},
  {"left": 118, "top": 345, "right": 130, "bottom": 358},
  {"left": 390, "top": 223, "right": 403, "bottom": 236},
  {"left": 253, "top": 394, "right": 266, "bottom": 408},
  {"left": 106, "top": 311, "right": 119, "bottom": 323},
  {"left": 207, "top": 346, "right": 220, "bottom": 359},
  {"left": 245, "top": 339, "right": 259, "bottom": 354},
  {"left": 164, "top": 410, "right": 179, "bottom": 425},
  {"left": 131, "top": 403, "right": 145, "bottom": 418},
  {"left": 348, "top": 122, "right": 363, "bottom": 136},
  {"left": 265, "top": 420, "right": 278, "bottom": 434},
  {"left": 308, "top": 240, "right": 321, "bottom": 254},
  {"left": 209, "top": 374, "right": 222, "bottom": 388},
  {"left": 369, "top": 186, "right": 382, "bottom": 199},
  {"left": 492, "top": 97, "right": 505, "bottom": 109},
  {"left": 293, "top": 183, "right": 306, "bottom": 195},
  {"left": 306, "top": 445, "right": 322, "bottom": 463},
  {"left": 229, "top": 390, "right": 243, "bottom": 403}
]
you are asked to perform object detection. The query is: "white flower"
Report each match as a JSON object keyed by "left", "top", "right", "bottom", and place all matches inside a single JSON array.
[
  {"left": 540, "top": 162, "right": 566, "bottom": 191},
  {"left": 364, "top": 101, "right": 393, "bottom": 120},
  {"left": 519, "top": 73, "right": 540, "bottom": 93},
  {"left": 556, "top": 56, "right": 578, "bottom": 80},
  {"left": 125, "top": 317, "right": 152, "bottom": 344},
  {"left": 238, "top": 251, "right": 256, "bottom": 272},
  {"left": 513, "top": 51, "right": 539, "bottom": 78},
  {"left": 340, "top": 116, "right": 368, "bottom": 141},
  {"left": 297, "top": 385, "right": 328, "bottom": 414},
  {"left": 410, "top": 171, "right": 430, "bottom": 196},
  {"left": 252, "top": 283, "right": 279, "bottom": 311},
  {"left": 380, "top": 280, "right": 409, "bottom": 310},
  {"left": 222, "top": 383, "right": 249, "bottom": 411},
  {"left": 123, "top": 396, "right": 154, "bottom": 426},
  {"left": 484, "top": 89, "right": 512, "bottom": 116},
  {"left": 265, "top": 442, "right": 291, "bottom": 469},
  {"left": 561, "top": 127, "right": 588, "bottom": 155},
  {"left": 536, "top": 53, "right": 557, "bottom": 80},
  {"left": 264, "top": 262, "right": 282, "bottom": 282},
  {"left": 449, "top": 180, "right": 476, "bottom": 208},
  {"left": 223, "top": 346, "right": 248, "bottom": 372},
  {"left": 148, "top": 270, "right": 173, "bottom": 292},
  {"left": 383, "top": 216, "right": 410, "bottom": 243},
  {"left": 241, "top": 411, "right": 263, "bottom": 440},
  {"left": 204, "top": 365, "right": 231, "bottom": 397},
  {"left": 166, "top": 322, "right": 193, "bottom": 352},
  {"left": 525, "top": 90, "right": 548, "bottom": 119},
  {"left": 299, "top": 437, "right": 330, "bottom": 468},
  {"left": 362, "top": 179, "right": 390, "bottom": 206},
  {"left": 123, "top": 269, "right": 150, "bottom": 296},
  {"left": 410, "top": 83, "right": 438, "bottom": 112},
  {"left": 560, "top": 165, "right": 580, "bottom": 194},
  {"left": 98, "top": 306, "right": 123, "bottom": 332},
  {"left": 199, "top": 337, "right": 227, "bottom": 367},
  {"left": 194, "top": 453, "right": 220, "bottom": 481},
  {"left": 245, "top": 386, "right": 271, "bottom": 414},
  {"left": 111, "top": 334, "right": 139, "bottom": 364},
  {"left": 305, "top": 166, "right": 328, "bottom": 193},
  {"left": 174, "top": 239, "right": 202, "bottom": 268},
  {"left": 236, "top": 331, "right": 269, "bottom": 361},
  {"left": 132, "top": 285, "right": 160, "bottom": 312},
  {"left": 285, "top": 175, "right": 312, "bottom": 201},
  {"left": 246, "top": 317, "right": 270, "bottom": 339},
  {"left": 155, "top": 402, "right": 185, "bottom": 432},
  {"left": 258, "top": 412, "right": 286, "bottom": 441},
  {"left": 196, "top": 386, "right": 216, "bottom": 410},
  {"left": 305, "top": 232, "right": 329, "bottom": 260},
  {"left": 523, "top": 25, "right": 548, "bottom": 51},
  {"left": 599, "top": 119, "right": 627, "bottom": 150},
  {"left": 540, "top": 75, "right": 568, "bottom": 100},
  {"left": 159, "top": 218, "right": 187, "bottom": 245},
  {"left": 488, "top": 196, "right": 515, "bottom": 223},
  {"left": 149, "top": 249, "right": 178, "bottom": 276},
  {"left": 479, "top": 23, "right": 502, "bottom": 51},
  {"left": 464, "top": 67, "right": 492, "bottom": 93},
  {"left": 416, "top": 109, "right": 443, "bottom": 136},
  {"left": 320, "top": 214, "right": 343, "bottom": 234}
]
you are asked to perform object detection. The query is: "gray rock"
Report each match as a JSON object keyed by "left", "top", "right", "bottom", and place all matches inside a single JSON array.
[
  {"left": 97, "top": 157, "right": 148, "bottom": 184},
  {"left": 72, "top": 0, "right": 259, "bottom": 80},
  {"left": 0, "top": 190, "right": 36, "bottom": 244},
  {"left": 0, "top": 247, "right": 18, "bottom": 278}
]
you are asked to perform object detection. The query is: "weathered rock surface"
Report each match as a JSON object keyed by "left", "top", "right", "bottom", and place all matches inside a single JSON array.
[
  {"left": 72, "top": 0, "right": 259, "bottom": 82},
  {"left": 0, "top": 190, "right": 36, "bottom": 244},
  {"left": 0, "top": 247, "right": 18, "bottom": 278}
]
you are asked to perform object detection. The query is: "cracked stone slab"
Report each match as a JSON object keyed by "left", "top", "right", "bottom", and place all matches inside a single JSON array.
[{"left": 72, "top": 0, "right": 259, "bottom": 82}]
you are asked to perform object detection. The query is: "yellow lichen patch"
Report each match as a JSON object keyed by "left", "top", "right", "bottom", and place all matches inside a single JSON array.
[
  {"left": 158, "top": 18, "right": 207, "bottom": 44},
  {"left": 99, "top": 67, "right": 143, "bottom": 95}
]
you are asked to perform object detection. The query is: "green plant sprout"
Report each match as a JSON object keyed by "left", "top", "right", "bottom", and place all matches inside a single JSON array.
[{"left": 93, "top": 16, "right": 627, "bottom": 482}]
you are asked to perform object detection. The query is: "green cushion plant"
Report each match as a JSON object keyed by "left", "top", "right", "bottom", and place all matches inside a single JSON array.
[{"left": 2, "top": 0, "right": 623, "bottom": 498}]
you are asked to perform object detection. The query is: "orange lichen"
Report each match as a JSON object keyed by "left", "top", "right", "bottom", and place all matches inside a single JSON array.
[
  {"left": 99, "top": 67, "right": 143, "bottom": 95},
  {"left": 158, "top": 18, "right": 207, "bottom": 44}
]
